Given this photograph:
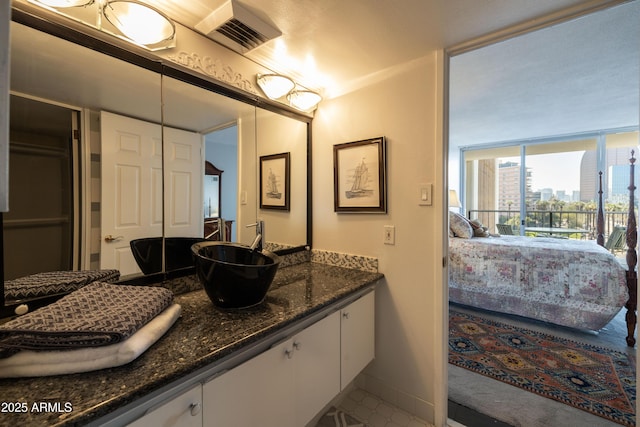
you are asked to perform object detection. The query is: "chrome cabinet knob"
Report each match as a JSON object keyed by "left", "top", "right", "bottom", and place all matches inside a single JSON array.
[{"left": 189, "top": 402, "right": 202, "bottom": 416}]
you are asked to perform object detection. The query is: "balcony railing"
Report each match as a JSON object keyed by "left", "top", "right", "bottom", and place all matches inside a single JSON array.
[{"left": 467, "top": 209, "right": 631, "bottom": 240}]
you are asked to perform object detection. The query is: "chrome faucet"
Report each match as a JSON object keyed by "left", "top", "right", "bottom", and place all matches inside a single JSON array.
[
  {"left": 205, "top": 218, "right": 226, "bottom": 240},
  {"left": 246, "top": 220, "right": 264, "bottom": 251}
]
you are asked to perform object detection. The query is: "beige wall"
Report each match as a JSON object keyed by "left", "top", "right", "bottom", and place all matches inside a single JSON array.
[{"left": 312, "top": 52, "right": 446, "bottom": 424}]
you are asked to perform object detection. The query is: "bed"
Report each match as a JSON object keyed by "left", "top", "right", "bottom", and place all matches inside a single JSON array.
[
  {"left": 449, "top": 153, "right": 638, "bottom": 345},
  {"left": 448, "top": 234, "right": 627, "bottom": 331}
]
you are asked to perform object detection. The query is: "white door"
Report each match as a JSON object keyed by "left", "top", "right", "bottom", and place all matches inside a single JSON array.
[
  {"left": 100, "top": 111, "right": 162, "bottom": 276},
  {"left": 163, "top": 127, "right": 203, "bottom": 238}
]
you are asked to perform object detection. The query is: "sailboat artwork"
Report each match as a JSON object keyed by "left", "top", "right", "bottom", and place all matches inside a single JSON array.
[
  {"left": 345, "top": 158, "right": 374, "bottom": 199},
  {"left": 334, "top": 137, "right": 386, "bottom": 213},
  {"left": 260, "top": 152, "right": 290, "bottom": 210},
  {"left": 266, "top": 168, "right": 282, "bottom": 199}
]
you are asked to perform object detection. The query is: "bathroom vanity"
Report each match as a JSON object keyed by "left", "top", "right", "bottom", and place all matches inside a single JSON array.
[{"left": 0, "top": 262, "right": 382, "bottom": 427}]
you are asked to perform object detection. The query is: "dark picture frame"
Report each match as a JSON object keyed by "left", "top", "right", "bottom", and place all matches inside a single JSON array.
[
  {"left": 333, "top": 136, "right": 387, "bottom": 213},
  {"left": 260, "top": 152, "right": 290, "bottom": 211}
]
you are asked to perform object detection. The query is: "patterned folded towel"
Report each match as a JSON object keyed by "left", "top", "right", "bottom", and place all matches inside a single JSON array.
[
  {"left": 0, "top": 282, "right": 173, "bottom": 358},
  {"left": 0, "top": 304, "right": 182, "bottom": 378},
  {"left": 4, "top": 269, "right": 121, "bottom": 302}
]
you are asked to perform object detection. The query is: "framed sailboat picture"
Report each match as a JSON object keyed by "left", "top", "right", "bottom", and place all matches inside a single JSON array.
[
  {"left": 260, "top": 152, "right": 290, "bottom": 210},
  {"left": 333, "top": 137, "right": 387, "bottom": 213}
]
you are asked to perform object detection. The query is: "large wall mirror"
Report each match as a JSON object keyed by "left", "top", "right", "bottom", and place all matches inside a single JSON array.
[{"left": 1, "top": 8, "right": 311, "bottom": 314}]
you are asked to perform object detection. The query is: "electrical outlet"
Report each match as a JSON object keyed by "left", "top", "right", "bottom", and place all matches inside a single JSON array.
[{"left": 384, "top": 225, "right": 395, "bottom": 245}]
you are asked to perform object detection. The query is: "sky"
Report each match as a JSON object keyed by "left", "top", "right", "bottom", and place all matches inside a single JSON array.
[{"left": 503, "top": 152, "right": 583, "bottom": 193}]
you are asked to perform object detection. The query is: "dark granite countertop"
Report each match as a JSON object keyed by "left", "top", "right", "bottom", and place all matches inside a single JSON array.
[{"left": 0, "top": 262, "right": 382, "bottom": 427}]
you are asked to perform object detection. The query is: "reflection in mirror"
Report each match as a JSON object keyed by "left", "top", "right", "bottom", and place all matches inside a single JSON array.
[
  {"left": 204, "top": 161, "right": 222, "bottom": 220},
  {"left": 3, "top": 13, "right": 312, "bottom": 312},
  {"left": 256, "top": 108, "right": 308, "bottom": 250},
  {"left": 4, "top": 20, "right": 162, "bottom": 305},
  {"left": 160, "top": 75, "right": 257, "bottom": 249},
  {"left": 6, "top": 95, "right": 78, "bottom": 281}
]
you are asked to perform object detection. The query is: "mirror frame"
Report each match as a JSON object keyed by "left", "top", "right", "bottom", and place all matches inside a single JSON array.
[{"left": 0, "top": 7, "right": 313, "bottom": 316}]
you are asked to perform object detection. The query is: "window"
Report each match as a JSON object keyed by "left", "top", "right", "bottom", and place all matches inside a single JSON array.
[{"left": 461, "top": 130, "right": 638, "bottom": 238}]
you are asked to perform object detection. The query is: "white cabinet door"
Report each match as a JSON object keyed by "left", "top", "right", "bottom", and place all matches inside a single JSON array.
[
  {"left": 127, "top": 385, "right": 202, "bottom": 427},
  {"left": 341, "top": 291, "right": 376, "bottom": 389},
  {"left": 203, "top": 339, "right": 295, "bottom": 427},
  {"left": 293, "top": 311, "right": 341, "bottom": 426},
  {"left": 203, "top": 312, "right": 341, "bottom": 427}
]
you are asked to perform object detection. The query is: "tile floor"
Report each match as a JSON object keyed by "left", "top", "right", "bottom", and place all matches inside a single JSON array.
[{"left": 335, "top": 388, "right": 434, "bottom": 427}]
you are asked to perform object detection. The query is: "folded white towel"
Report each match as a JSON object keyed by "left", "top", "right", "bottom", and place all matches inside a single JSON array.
[{"left": 0, "top": 304, "right": 181, "bottom": 378}]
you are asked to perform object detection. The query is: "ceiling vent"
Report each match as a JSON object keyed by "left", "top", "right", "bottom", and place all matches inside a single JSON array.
[{"left": 195, "top": 0, "right": 281, "bottom": 54}]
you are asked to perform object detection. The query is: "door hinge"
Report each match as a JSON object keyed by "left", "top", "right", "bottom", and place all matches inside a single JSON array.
[
  {"left": 73, "top": 129, "right": 80, "bottom": 140},
  {"left": 443, "top": 257, "right": 448, "bottom": 268}
]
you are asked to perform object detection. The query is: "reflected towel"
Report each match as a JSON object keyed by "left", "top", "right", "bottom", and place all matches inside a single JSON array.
[
  {"left": 0, "top": 282, "right": 173, "bottom": 358},
  {"left": 5, "top": 269, "right": 121, "bottom": 302},
  {"left": 0, "top": 304, "right": 181, "bottom": 378}
]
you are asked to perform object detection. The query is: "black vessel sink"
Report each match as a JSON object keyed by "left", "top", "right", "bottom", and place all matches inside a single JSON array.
[
  {"left": 130, "top": 237, "right": 207, "bottom": 274},
  {"left": 191, "top": 241, "right": 281, "bottom": 309}
]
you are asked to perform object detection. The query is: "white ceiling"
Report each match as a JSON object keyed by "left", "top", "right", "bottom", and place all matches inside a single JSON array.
[
  {"left": 151, "top": 0, "right": 639, "bottom": 148},
  {"left": 449, "top": 0, "right": 640, "bottom": 148},
  {"left": 14, "top": 0, "right": 639, "bottom": 147},
  {"left": 153, "top": 0, "right": 600, "bottom": 96}
]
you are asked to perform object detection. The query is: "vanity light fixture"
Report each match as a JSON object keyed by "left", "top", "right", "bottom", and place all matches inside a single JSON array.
[
  {"left": 256, "top": 74, "right": 295, "bottom": 100},
  {"left": 103, "top": 1, "right": 176, "bottom": 47},
  {"left": 27, "top": 0, "right": 176, "bottom": 51},
  {"left": 256, "top": 73, "right": 322, "bottom": 112},
  {"left": 34, "top": 0, "right": 93, "bottom": 6},
  {"left": 287, "top": 89, "right": 322, "bottom": 112}
]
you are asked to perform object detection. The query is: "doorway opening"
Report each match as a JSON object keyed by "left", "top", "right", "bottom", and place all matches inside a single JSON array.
[{"left": 4, "top": 94, "right": 81, "bottom": 280}]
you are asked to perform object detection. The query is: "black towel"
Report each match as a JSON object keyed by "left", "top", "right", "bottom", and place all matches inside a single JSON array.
[{"left": 5, "top": 269, "right": 121, "bottom": 302}]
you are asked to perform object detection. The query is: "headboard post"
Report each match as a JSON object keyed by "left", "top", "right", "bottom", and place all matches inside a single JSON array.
[
  {"left": 596, "top": 171, "right": 604, "bottom": 246},
  {"left": 625, "top": 150, "right": 637, "bottom": 347}
]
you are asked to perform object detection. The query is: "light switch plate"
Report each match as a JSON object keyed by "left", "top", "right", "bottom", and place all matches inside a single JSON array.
[
  {"left": 419, "top": 183, "right": 432, "bottom": 206},
  {"left": 384, "top": 225, "right": 395, "bottom": 245}
]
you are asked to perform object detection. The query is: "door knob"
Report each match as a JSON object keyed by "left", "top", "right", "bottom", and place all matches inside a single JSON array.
[{"left": 104, "top": 234, "right": 123, "bottom": 242}]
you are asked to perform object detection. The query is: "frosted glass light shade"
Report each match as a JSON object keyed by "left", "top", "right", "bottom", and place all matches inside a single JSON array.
[
  {"left": 103, "top": 1, "right": 175, "bottom": 46},
  {"left": 287, "top": 90, "right": 322, "bottom": 112},
  {"left": 256, "top": 74, "right": 295, "bottom": 100},
  {"left": 33, "top": 0, "right": 93, "bottom": 6}
]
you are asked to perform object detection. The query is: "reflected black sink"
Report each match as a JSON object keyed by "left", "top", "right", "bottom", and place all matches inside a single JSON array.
[
  {"left": 131, "top": 237, "right": 206, "bottom": 274},
  {"left": 191, "top": 241, "right": 281, "bottom": 309}
]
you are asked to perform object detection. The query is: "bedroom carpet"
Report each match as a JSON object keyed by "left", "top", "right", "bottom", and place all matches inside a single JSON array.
[{"left": 449, "top": 307, "right": 636, "bottom": 427}]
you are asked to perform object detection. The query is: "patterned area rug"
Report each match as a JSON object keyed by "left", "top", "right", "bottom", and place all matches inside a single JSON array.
[
  {"left": 449, "top": 309, "right": 636, "bottom": 426},
  {"left": 316, "top": 407, "right": 367, "bottom": 427}
]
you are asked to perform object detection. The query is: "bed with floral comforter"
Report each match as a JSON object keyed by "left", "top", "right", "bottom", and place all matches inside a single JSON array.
[{"left": 449, "top": 235, "right": 628, "bottom": 331}]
